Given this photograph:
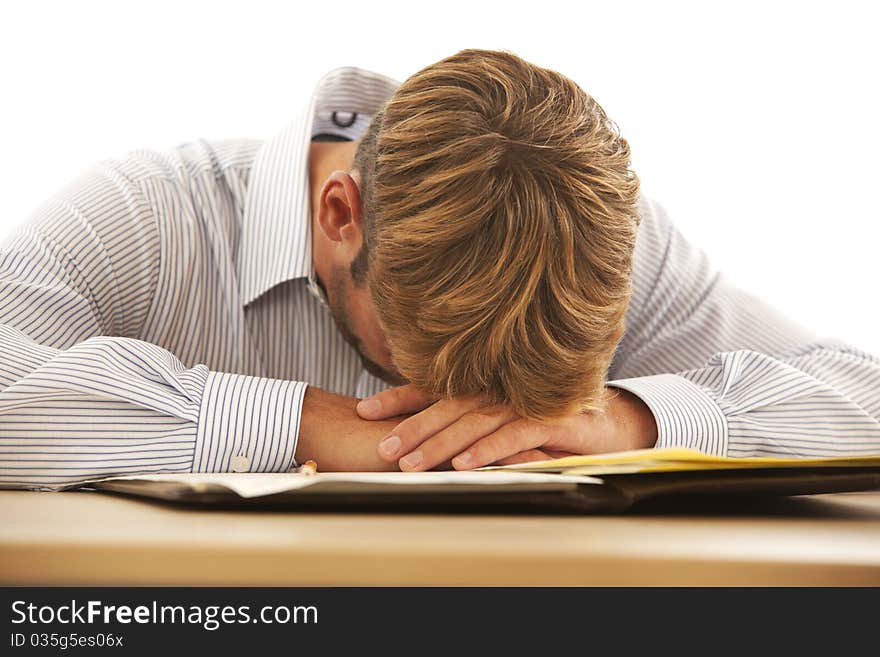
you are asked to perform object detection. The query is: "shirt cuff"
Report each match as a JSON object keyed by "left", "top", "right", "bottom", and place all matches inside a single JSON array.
[
  {"left": 606, "top": 373, "right": 729, "bottom": 457},
  {"left": 192, "top": 371, "right": 308, "bottom": 473}
]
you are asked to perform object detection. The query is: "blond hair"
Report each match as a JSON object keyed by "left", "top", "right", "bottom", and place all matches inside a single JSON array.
[{"left": 353, "top": 49, "right": 640, "bottom": 420}]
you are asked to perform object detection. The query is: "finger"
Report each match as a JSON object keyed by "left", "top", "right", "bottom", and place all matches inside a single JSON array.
[
  {"left": 544, "top": 449, "right": 580, "bottom": 460},
  {"left": 451, "top": 419, "right": 545, "bottom": 470},
  {"left": 356, "top": 384, "right": 436, "bottom": 420},
  {"left": 396, "top": 406, "right": 518, "bottom": 472},
  {"left": 377, "top": 396, "right": 484, "bottom": 463},
  {"left": 494, "top": 449, "right": 553, "bottom": 466}
]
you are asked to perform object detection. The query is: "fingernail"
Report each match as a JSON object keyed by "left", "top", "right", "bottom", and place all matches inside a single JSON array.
[
  {"left": 453, "top": 452, "right": 472, "bottom": 469},
  {"left": 358, "top": 399, "right": 381, "bottom": 415},
  {"left": 400, "top": 450, "right": 423, "bottom": 470},
  {"left": 379, "top": 435, "right": 401, "bottom": 457}
]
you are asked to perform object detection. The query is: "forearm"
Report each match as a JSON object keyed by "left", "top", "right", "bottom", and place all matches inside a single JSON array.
[
  {"left": 609, "top": 340, "right": 880, "bottom": 458},
  {"left": 0, "top": 327, "right": 308, "bottom": 489},
  {"left": 296, "top": 386, "right": 401, "bottom": 472}
]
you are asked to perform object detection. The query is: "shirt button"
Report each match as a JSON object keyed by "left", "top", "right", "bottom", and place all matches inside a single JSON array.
[
  {"left": 332, "top": 111, "right": 358, "bottom": 128},
  {"left": 231, "top": 454, "right": 250, "bottom": 472}
]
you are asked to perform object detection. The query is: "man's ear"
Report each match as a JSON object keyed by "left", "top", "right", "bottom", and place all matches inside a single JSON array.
[{"left": 316, "top": 170, "right": 363, "bottom": 251}]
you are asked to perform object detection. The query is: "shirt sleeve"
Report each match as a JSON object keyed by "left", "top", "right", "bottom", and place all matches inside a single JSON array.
[
  {"left": 605, "top": 197, "right": 880, "bottom": 458},
  {"left": 0, "top": 160, "right": 306, "bottom": 490}
]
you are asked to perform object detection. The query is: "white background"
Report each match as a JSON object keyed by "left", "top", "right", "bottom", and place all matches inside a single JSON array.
[{"left": 1, "top": 0, "right": 877, "bottom": 353}]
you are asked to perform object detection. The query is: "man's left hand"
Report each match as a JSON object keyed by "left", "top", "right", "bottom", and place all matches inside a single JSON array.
[{"left": 355, "top": 384, "right": 658, "bottom": 471}]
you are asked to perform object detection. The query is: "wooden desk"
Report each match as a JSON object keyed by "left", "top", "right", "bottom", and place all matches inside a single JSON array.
[{"left": 1, "top": 490, "right": 879, "bottom": 585}]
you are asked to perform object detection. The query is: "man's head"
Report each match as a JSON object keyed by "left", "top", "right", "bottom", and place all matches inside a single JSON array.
[{"left": 315, "top": 48, "right": 641, "bottom": 420}]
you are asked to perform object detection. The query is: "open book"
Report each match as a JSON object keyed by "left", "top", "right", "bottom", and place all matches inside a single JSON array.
[{"left": 90, "top": 448, "right": 880, "bottom": 513}]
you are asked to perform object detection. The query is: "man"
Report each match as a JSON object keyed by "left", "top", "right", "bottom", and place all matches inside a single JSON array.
[{"left": 1, "top": 49, "right": 878, "bottom": 490}]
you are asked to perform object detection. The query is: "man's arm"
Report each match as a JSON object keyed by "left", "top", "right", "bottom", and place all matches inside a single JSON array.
[
  {"left": 0, "top": 157, "right": 395, "bottom": 490},
  {"left": 603, "top": 196, "right": 880, "bottom": 457},
  {"left": 298, "top": 387, "right": 399, "bottom": 471}
]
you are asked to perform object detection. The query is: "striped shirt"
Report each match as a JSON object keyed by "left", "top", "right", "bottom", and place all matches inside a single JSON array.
[{"left": 1, "top": 67, "right": 878, "bottom": 490}]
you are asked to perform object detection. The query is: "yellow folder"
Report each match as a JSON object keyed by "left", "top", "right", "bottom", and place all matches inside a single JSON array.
[{"left": 486, "top": 447, "right": 880, "bottom": 476}]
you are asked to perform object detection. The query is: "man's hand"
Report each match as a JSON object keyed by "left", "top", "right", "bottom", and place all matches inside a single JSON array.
[
  {"left": 296, "top": 386, "right": 411, "bottom": 471},
  {"left": 356, "top": 384, "right": 658, "bottom": 471}
]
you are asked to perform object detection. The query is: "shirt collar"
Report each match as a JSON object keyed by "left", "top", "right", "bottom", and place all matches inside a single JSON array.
[{"left": 238, "top": 66, "right": 401, "bottom": 307}]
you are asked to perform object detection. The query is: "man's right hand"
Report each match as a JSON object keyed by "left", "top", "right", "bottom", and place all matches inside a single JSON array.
[{"left": 295, "top": 386, "right": 408, "bottom": 471}]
